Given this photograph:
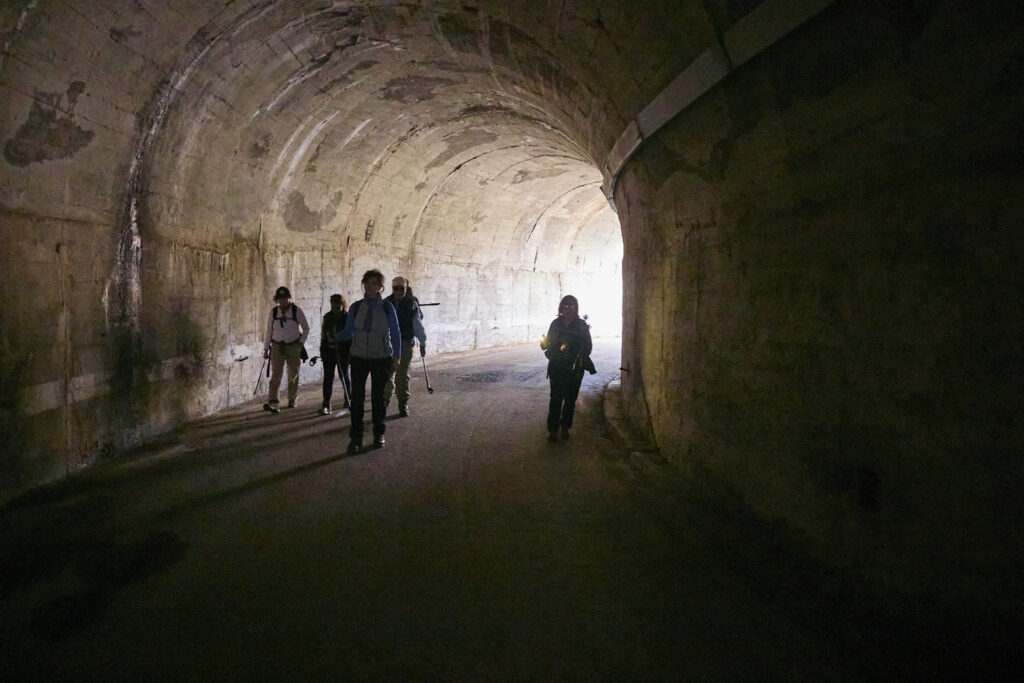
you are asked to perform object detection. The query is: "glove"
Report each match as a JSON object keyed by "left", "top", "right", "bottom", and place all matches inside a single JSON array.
[{"left": 419, "top": 344, "right": 426, "bottom": 357}]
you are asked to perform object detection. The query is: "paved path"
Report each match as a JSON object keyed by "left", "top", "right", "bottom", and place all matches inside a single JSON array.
[{"left": 0, "top": 340, "right": 1012, "bottom": 680}]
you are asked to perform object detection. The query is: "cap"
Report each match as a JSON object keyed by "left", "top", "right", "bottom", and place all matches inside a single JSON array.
[
  {"left": 274, "top": 286, "right": 292, "bottom": 300},
  {"left": 392, "top": 277, "right": 408, "bottom": 288}
]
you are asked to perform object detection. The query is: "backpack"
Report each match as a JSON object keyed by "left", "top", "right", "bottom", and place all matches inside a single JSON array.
[{"left": 273, "top": 304, "right": 299, "bottom": 328}]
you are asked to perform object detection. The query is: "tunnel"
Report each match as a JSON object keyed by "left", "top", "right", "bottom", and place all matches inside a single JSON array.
[{"left": 2, "top": 0, "right": 1022, "bottom": 676}]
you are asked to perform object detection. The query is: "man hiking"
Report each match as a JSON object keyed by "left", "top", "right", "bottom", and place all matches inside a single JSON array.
[
  {"left": 262, "top": 286, "right": 310, "bottom": 413},
  {"left": 383, "top": 276, "right": 427, "bottom": 417}
]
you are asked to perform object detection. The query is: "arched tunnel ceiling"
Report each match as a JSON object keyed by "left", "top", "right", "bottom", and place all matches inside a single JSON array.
[
  {"left": 139, "top": 0, "right": 660, "bottom": 275},
  {"left": 0, "top": 1, "right": 719, "bottom": 331}
]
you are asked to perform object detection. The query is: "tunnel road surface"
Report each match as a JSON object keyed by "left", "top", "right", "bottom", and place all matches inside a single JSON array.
[{"left": 0, "top": 340, "right": 1007, "bottom": 680}]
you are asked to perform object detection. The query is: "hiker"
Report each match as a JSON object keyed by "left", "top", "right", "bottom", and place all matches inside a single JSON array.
[
  {"left": 319, "top": 293, "right": 351, "bottom": 415},
  {"left": 336, "top": 269, "right": 401, "bottom": 453},
  {"left": 540, "top": 294, "right": 594, "bottom": 441},
  {"left": 383, "top": 276, "right": 427, "bottom": 417},
  {"left": 263, "top": 286, "right": 310, "bottom": 413}
]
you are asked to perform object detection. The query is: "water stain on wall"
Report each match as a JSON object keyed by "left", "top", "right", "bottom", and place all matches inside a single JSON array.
[
  {"left": 425, "top": 128, "right": 498, "bottom": 171},
  {"left": 3, "top": 82, "right": 94, "bottom": 167},
  {"left": 282, "top": 190, "right": 344, "bottom": 232},
  {"left": 378, "top": 75, "right": 456, "bottom": 104}
]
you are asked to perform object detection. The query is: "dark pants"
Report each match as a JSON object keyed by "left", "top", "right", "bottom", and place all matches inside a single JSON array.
[
  {"left": 548, "top": 369, "right": 585, "bottom": 432},
  {"left": 321, "top": 343, "right": 351, "bottom": 407},
  {"left": 350, "top": 356, "right": 391, "bottom": 441}
]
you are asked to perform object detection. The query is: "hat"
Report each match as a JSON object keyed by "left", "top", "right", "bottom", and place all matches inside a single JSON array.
[
  {"left": 274, "top": 286, "right": 292, "bottom": 300},
  {"left": 392, "top": 277, "right": 408, "bottom": 288}
]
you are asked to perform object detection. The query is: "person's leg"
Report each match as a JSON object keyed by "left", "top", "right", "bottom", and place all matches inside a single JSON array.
[
  {"left": 285, "top": 342, "right": 301, "bottom": 405},
  {"left": 396, "top": 339, "right": 414, "bottom": 410},
  {"left": 548, "top": 373, "right": 566, "bottom": 435},
  {"left": 384, "top": 361, "right": 396, "bottom": 407},
  {"left": 349, "top": 356, "right": 370, "bottom": 443},
  {"left": 559, "top": 371, "right": 585, "bottom": 435},
  {"left": 369, "top": 358, "right": 390, "bottom": 443},
  {"left": 321, "top": 348, "right": 337, "bottom": 408},
  {"left": 267, "top": 342, "right": 285, "bottom": 408},
  {"left": 339, "top": 342, "right": 352, "bottom": 406}
]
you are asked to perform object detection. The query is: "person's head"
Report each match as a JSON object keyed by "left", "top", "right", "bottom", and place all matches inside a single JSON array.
[
  {"left": 361, "top": 269, "right": 385, "bottom": 296},
  {"left": 274, "top": 286, "right": 292, "bottom": 307},
  {"left": 391, "top": 276, "right": 408, "bottom": 300},
  {"left": 330, "top": 293, "right": 345, "bottom": 312},
  {"left": 558, "top": 295, "right": 579, "bottom": 319}
]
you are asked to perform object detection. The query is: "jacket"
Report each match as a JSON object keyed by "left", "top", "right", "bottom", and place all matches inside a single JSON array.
[
  {"left": 544, "top": 316, "right": 593, "bottom": 375},
  {"left": 337, "top": 293, "right": 402, "bottom": 360}
]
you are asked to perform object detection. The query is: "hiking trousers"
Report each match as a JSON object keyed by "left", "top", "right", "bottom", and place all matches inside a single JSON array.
[
  {"left": 384, "top": 338, "right": 416, "bottom": 406},
  {"left": 269, "top": 340, "right": 302, "bottom": 405},
  {"left": 547, "top": 368, "right": 585, "bottom": 432},
  {"left": 349, "top": 356, "right": 392, "bottom": 440},
  {"left": 321, "top": 342, "right": 351, "bottom": 407}
]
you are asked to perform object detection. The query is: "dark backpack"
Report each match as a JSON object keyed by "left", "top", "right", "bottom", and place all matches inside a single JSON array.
[{"left": 273, "top": 304, "right": 299, "bottom": 328}]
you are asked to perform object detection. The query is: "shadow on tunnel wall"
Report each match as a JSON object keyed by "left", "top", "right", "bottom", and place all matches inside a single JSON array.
[{"left": 615, "top": 0, "right": 1024, "bottom": 629}]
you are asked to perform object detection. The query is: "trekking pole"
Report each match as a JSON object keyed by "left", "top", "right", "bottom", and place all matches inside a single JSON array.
[
  {"left": 420, "top": 354, "right": 434, "bottom": 394},
  {"left": 340, "top": 369, "right": 352, "bottom": 409},
  {"left": 253, "top": 356, "right": 268, "bottom": 396}
]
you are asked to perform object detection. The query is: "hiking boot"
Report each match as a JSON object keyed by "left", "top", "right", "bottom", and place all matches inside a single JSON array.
[
  {"left": 547, "top": 430, "right": 558, "bottom": 442},
  {"left": 263, "top": 402, "right": 279, "bottom": 414},
  {"left": 286, "top": 399, "right": 295, "bottom": 409},
  {"left": 347, "top": 439, "right": 363, "bottom": 454},
  {"left": 373, "top": 435, "right": 386, "bottom": 448},
  {"left": 559, "top": 427, "right": 570, "bottom": 440},
  {"left": 320, "top": 405, "right": 331, "bottom": 416},
  {"left": 398, "top": 404, "right": 409, "bottom": 417}
]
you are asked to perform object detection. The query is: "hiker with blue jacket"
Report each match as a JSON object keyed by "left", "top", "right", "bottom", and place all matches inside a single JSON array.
[{"left": 336, "top": 269, "right": 402, "bottom": 453}]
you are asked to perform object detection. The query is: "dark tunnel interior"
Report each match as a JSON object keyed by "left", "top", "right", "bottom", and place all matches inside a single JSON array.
[{"left": 1, "top": 0, "right": 1022, "bottom": 672}]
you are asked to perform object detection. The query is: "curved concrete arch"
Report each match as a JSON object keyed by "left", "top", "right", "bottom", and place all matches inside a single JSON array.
[{"left": 2, "top": 0, "right": 1022, "bottom": 626}]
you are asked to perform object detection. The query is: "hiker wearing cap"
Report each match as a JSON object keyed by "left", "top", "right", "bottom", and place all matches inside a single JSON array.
[
  {"left": 262, "top": 286, "right": 310, "bottom": 413},
  {"left": 336, "top": 269, "right": 402, "bottom": 453},
  {"left": 383, "top": 276, "right": 427, "bottom": 417},
  {"left": 319, "top": 293, "right": 351, "bottom": 415},
  {"left": 539, "top": 294, "right": 594, "bottom": 441}
]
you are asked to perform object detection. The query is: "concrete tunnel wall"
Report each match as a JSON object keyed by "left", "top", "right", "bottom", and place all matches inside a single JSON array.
[{"left": 1, "top": 0, "right": 1021, "bottom": 624}]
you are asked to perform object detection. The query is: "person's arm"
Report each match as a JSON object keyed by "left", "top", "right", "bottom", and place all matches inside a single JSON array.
[
  {"left": 263, "top": 308, "right": 275, "bottom": 357},
  {"left": 543, "top": 320, "right": 558, "bottom": 358},
  {"left": 297, "top": 306, "right": 310, "bottom": 344},
  {"left": 320, "top": 314, "right": 331, "bottom": 350},
  {"left": 337, "top": 303, "right": 356, "bottom": 342},
  {"left": 413, "top": 310, "right": 426, "bottom": 347},
  {"left": 386, "top": 302, "right": 402, "bottom": 360}
]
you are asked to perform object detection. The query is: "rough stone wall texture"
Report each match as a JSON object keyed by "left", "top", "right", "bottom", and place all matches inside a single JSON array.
[
  {"left": 0, "top": 0, "right": 627, "bottom": 498},
  {"left": 0, "top": 0, "right": 1020, "bottom": 629},
  {"left": 617, "top": 1, "right": 1024, "bottom": 621}
]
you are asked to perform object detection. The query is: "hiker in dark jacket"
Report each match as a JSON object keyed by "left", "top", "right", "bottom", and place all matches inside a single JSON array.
[
  {"left": 540, "top": 294, "right": 594, "bottom": 441},
  {"left": 336, "top": 269, "right": 401, "bottom": 453},
  {"left": 319, "top": 293, "right": 351, "bottom": 415},
  {"left": 383, "top": 276, "right": 427, "bottom": 417}
]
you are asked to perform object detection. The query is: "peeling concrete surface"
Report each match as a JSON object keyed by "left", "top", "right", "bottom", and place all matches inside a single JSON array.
[{"left": 3, "top": 83, "right": 94, "bottom": 167}]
